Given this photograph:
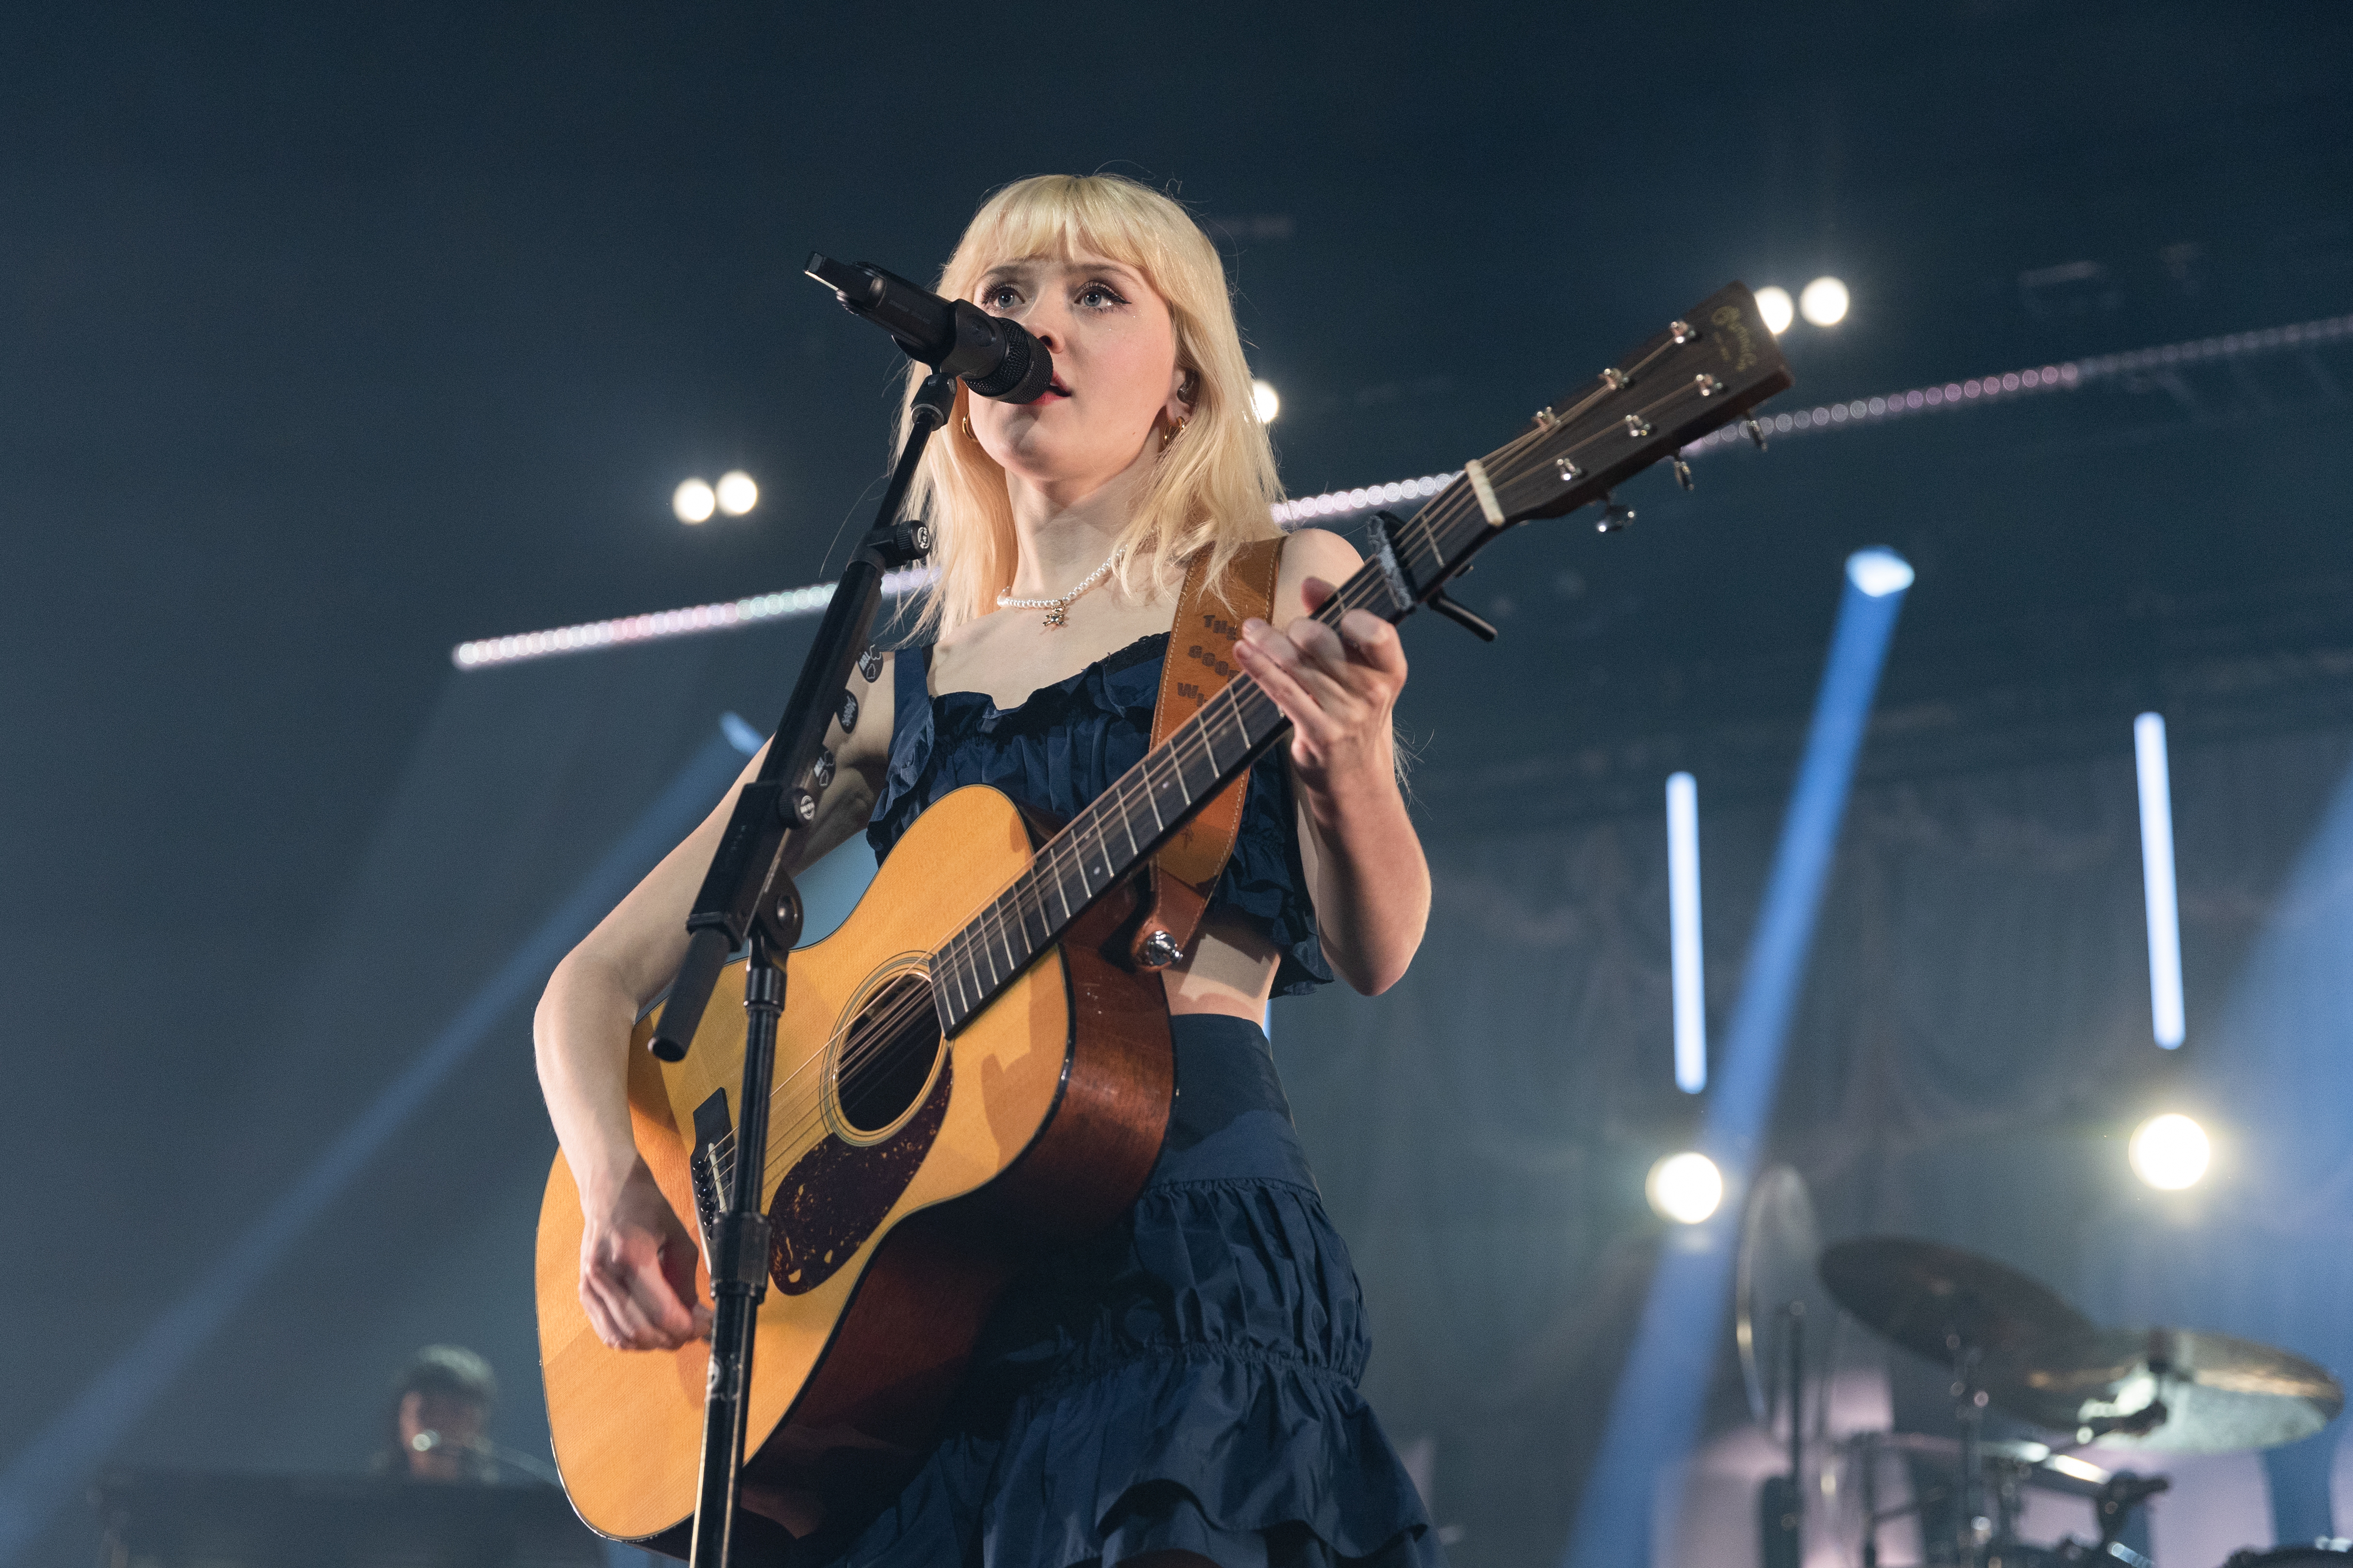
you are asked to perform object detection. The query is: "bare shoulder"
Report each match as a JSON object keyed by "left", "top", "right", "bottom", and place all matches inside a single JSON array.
[
  {"left": 835, "top": 645, "right": 895, "bottom": 785},
  {"left": 1272, "top": 527, "right": 1365, "bottom": 626}
]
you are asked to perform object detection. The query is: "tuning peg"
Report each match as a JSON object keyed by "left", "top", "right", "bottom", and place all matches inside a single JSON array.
[
  {"left": 1743, "top": 417, "right": 1768, "bottom": 452},
  {"left": 1672, "top": 453, "right": 1695, "bottom": 491},
  {"left": 1595, "top": 491, "right": 1635, "bottom": 533},
  {"left": 1427, "top": 589, "right": 1499, "bottom": 642}
]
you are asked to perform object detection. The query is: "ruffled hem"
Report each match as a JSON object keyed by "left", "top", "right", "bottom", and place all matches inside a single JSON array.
[
  {"left": 816, "top": 1346, "right": 1442, "bottom": 1568},
  {"left": 1101, "top": 1483, "right": 1440, "bottom": 1568}
]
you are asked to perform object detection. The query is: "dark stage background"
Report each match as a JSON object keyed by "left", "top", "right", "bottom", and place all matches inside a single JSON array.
[{"left": 4, "top": 5, "right": 2352, "bottom": 1567}]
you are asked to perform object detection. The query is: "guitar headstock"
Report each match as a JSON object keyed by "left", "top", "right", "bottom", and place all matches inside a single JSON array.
[{"left": 1478, "top": 282, "right": 1795, "bottom": 525}]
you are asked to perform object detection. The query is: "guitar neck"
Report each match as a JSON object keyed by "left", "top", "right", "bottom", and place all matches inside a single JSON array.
[{"left": 925, "top": 280, "right": 1794, "bottom": 1031}]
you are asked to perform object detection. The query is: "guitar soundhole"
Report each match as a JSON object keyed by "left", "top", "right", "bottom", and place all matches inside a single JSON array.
[{"left": 835, "top": 972, "right": 944, "bottom": 1137}]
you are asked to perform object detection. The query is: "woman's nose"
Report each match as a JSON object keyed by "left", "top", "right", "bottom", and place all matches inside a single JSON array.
[{"left": 1018, "top": 295, "right": 1067, "bottom": 353}]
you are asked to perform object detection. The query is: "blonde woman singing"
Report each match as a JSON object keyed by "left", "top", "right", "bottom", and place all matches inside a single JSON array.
[{"left": 536, "top": 172, "right": 1441, "bottom": 1568}]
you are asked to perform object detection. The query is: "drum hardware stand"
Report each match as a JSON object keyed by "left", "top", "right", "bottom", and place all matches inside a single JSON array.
[
  {"left": 1952, "top": 1337, "right": 1992, "bottom": 1567},
  {"left": 1759, "top": 1301, "right": 1807, "bottom": 1568},
  {"left": 648, "top": 370, "right": 951, "bottom": 1568}
]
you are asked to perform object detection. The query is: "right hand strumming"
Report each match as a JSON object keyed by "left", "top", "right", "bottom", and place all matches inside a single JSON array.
[{"left": 579, "top": 1159, "right": 712, "bottom": 1350}]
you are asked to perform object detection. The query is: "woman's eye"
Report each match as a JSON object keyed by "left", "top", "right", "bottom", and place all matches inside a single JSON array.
[
  {"left": 1075, "top": 282, "right": 1126, "bottom": 310},
  {"left": 980, "top": 284, "right": 1021, "bottom": 311}
]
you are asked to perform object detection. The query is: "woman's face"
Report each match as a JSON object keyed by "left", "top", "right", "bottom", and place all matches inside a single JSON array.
[{"left": 964, "top": 251, "right": 1188, "bottom": 499}]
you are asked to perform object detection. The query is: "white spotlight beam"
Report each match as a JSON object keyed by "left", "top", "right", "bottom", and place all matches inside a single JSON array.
[
  {"left": 1666, "top": 772, "right": 1706, "bottom": 1093},
  {"left": 454, "top": 312, "right": 2351, "bottom": 670},
  {"left": 2135, "top": 712, "right": 2187, "bottom": 1048}
]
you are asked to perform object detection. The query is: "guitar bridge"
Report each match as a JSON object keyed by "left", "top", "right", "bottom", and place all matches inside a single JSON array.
[{"left": 689, "top": 1089, "right": 732, "bottom": 1243}]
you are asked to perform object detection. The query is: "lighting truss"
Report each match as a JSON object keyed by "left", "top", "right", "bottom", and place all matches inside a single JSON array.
[{"left": 454, "top": 311, "right": 2353, "bottom": 671}]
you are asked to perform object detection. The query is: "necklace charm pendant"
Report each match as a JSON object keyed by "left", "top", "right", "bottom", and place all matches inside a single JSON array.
[{"left": 1042, "top": 605, "right": 1068, "bottom": 629}]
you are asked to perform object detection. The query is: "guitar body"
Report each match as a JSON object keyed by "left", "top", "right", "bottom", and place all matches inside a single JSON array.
[{"left": 535, "top": 785, "right": 1173, "bottom": 1550}]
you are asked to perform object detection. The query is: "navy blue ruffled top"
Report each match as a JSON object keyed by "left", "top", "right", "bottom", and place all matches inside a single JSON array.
[{"left": 868, "top": 633, "right": 1333, "bottom": 996}]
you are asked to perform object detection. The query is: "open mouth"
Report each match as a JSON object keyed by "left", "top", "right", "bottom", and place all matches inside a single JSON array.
[{"left": 1044, "top": 377, "right": 1072, "bottom": 398}]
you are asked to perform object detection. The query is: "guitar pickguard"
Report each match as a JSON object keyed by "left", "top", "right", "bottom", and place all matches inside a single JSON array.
[{"left": 767, "top": 1052, "right": 952, "bottom": 1296}]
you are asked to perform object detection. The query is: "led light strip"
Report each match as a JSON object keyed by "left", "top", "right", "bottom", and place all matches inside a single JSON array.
[
  {"left": 1270, "top": 471, "right": 1457, "bottom": 526},
  {"left": 455, "top": 311, "right": 2353, "bottom": 669},
  {"left": 1682, "top": 309, "right": 2353, "bottom": 455},
  {"left": 453, "top": 569, "right": 936, "bottom": 669}
]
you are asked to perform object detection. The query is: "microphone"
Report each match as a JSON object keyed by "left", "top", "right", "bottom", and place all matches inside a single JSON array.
[{"left": 806, "top": 253, "right": 1055, "bottom": 403}]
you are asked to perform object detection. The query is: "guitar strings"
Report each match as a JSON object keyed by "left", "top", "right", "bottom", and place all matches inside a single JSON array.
[{"left": 708, "top": 362, "right": 1739, "bottom": 1191}]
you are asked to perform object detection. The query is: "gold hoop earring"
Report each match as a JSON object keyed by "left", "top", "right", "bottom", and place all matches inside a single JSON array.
[
  {"left": 1159, "top": 415, "right": 1189, "bottom": 451},
  {"left": 960, "top": 414, "right": 974, "bottom": 441}
]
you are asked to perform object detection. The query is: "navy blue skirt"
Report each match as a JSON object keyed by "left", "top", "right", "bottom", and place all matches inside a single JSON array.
[{"left": 789, "top": 1013, "right": 1444, "bottom": 1568}]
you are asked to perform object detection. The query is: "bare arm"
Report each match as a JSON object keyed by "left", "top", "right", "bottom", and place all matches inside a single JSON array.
[
  {"left": 1235, "top": 528, "right": 1429, "bottom": 996},
  {"left": 532, "top": 656, "right": 893, "bottom": 1349}
]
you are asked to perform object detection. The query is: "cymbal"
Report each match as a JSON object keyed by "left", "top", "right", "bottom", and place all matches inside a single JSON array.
[
  {"left": 1736, "top": 1167, "right": 1840, "bottom": 1434},
  {"left": 1982, "top": 1327, "right": 2344, "bottom": 1453},
  {"left": 1818, "top": 1237, "right": 2092, "bottom": 1366}
]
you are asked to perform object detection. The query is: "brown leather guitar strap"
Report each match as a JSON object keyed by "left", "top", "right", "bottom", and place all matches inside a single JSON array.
[{"left": 1126, "top": 534, "right": 1287, "bottom": 970}]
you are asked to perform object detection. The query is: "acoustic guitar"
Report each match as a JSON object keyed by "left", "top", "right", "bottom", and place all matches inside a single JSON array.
[{"left": 535, "top": 283, "right": 1794, "bottom": 1552}]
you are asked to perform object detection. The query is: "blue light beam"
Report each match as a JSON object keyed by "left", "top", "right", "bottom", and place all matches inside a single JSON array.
[
  {"left": 1562, "top": 549, "right": 1912, "bottom": 1568},
  {"left": 2134, "top": 712, "right": 2186, "bottom": 1048},
  {"left": 0, "top": 718, "right": 761, "bottom": 1568},
  {"left": 1667, "top": 772, "right": 1706, "bottom": 1093}
]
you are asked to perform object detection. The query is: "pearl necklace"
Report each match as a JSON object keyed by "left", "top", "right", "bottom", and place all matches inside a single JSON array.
[{"left": 995, "top": 548, "right": 1122, "bottom": 629}]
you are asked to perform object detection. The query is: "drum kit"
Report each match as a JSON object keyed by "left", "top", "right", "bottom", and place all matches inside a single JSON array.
[{"left": 1737, "top": 1170, "right": 2345, "bottom": 1568}]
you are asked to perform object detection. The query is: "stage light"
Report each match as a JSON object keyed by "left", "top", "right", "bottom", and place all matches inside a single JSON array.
[
  {"left": 2135, "top": 713, "right": 2187, "bottom": 1048},
  {"left": 1755, "top": 286, "right": 1795, "bottom": 336},
  {"left": 673, "top": 478, "right": 716, "bottom": 524},
  {"left": 1798, "top": 276, "right": 1854, "bottom": 325},
  {"left": 1799, "top": 276, "right": 1849, "bottom": 327},
  {"left": 1666, "top": 772, "right": 1707, "bottom": 1093},
  {"left": 1845, "top": 548, "right": 1914, "bottom": 598},
  {"left": 1647, "top": 1153, "right": 1724, "bottom": 1225},
  {"left": 715, "top": 471, "right": 759, "bottom": 516},
  {"left": 1251, "top": 378, "right": 1281, "bottom": 424},
  {"left": 1567, "top": 549, "right": 1911, "bottom": 1568},
  {"left": 2129, "top": 1112, "right": 2210, "bottom": 1190}
]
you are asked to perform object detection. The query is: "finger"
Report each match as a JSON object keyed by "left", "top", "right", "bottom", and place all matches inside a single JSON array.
[
  {"left": 581, "top": 1245, "right": 639, "bottom": 1347},
  {"left": 587, "top": 1263, "right": 661, "bottom": 1348},
  {"left": 1334, "top": 609, "right": 1407, "bottom": 676},
  {"left": 659, "top": 1238, "right": 715, "bottom": 1340},
  {"left": 1268, "top": 615, "right": 1387, "bottom": 720},
  {"left": 1235, "top": 634, "right": 1340, "bottom": 743},
  {"left": 622, "top": 1260, "right": 701, "bottom": 1347},
  {"left": 579, "top": 1277, "right": 625, "bottom": 1347},
  {"left": 1298, "top": 575, "right": 1339, "bottom": 615}
]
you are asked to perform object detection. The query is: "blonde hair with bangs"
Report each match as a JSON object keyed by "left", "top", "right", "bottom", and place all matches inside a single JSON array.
[{"left": 898, "top": 174, "right": 1285, "bottom": 636}]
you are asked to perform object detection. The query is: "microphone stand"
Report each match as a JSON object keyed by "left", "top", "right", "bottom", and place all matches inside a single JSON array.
[{"left": 653, "top": 370, "right": 952, "bottom": 1568}]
